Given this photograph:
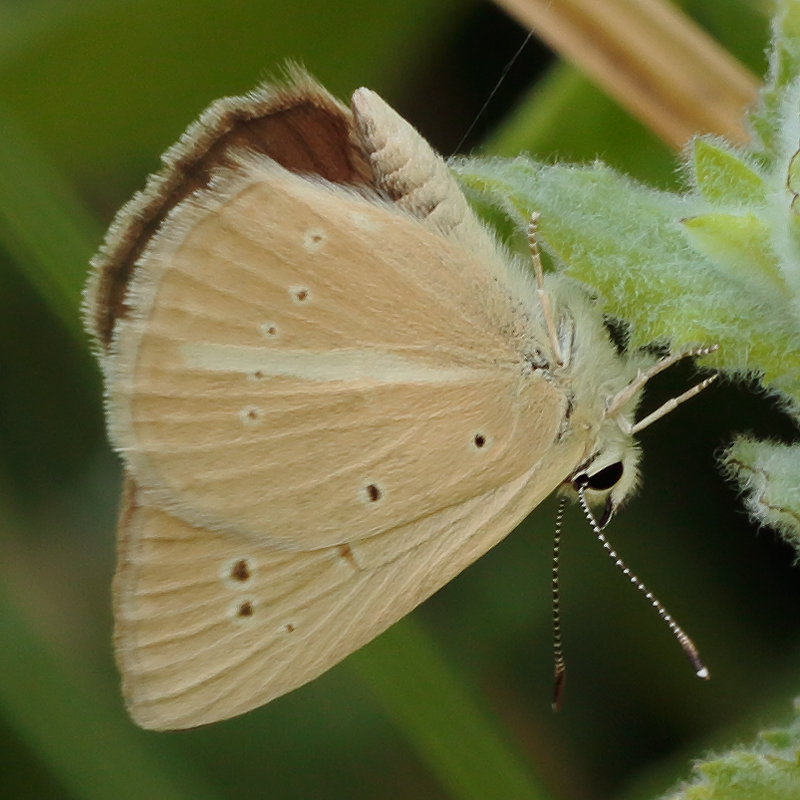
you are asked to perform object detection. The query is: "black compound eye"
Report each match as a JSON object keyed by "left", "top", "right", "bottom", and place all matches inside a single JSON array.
[{"left": 585, "top": 461, "right": 624, "bottom": 491}]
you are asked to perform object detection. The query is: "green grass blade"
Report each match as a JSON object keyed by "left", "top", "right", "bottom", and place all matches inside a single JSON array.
[
  {"left": 349, "top": 616, "right": 554, "bottom": 800},
  {"left": 0, "top": 564, "right": 222, "bottom": 800},
  {"left": 0, "top": 102, "right": 100, "bottom": 347}
]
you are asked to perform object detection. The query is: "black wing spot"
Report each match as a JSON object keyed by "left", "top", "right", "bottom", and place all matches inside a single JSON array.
[
  {"left": 230, "top": 559, "right": 250, "bottom": 582},
  {"left": 337, "top": 543, "right": 362, "bottom": 571},
  {"left": 474, "top": 433, "right": 486, "bottom": 448},
  {"left": 360, "top": 481, "right": 385, "bottom": 508},
  {"left": 237, "top": 601, "right": 253, "bottom": 617},
  {"left": 261, "top": 322, "right": 278, "bottom": 338},
  {"left": 240, "top": 406, "right": 262, "bottom": 425}
]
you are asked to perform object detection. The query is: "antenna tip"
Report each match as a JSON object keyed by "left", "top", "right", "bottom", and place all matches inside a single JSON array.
[
  {"left": 552, "top": 667, "right": 566, "bottom": 712},
  {"left": 696, "top": 666, "right": 710, "bottom": 680}
]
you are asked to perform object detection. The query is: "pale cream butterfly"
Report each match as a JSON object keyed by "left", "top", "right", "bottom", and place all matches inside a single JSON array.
[{"left": 84, "top": 67, "right": 714, "bottom": 730}]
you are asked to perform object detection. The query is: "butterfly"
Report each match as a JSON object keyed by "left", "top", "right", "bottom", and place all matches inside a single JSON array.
[{"left": 84, "top": 67, "right": 712, "bottom": 730}]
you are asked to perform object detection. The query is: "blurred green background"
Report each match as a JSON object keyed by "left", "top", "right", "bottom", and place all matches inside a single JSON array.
[{"left": 1, "top": 1, "right": 798, "bottom": 799}]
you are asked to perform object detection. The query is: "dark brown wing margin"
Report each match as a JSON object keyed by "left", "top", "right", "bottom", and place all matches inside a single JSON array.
[{"left": 86, "top": 71, "right": 374, "bottom": 353}]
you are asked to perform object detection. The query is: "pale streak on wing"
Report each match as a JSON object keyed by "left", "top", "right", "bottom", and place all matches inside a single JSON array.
[
  {"left": 116, "top": 434, "right": 582, "bottom": 730},
  {"left": 180, "top": 343, "right": 479, "bottom": 383}
]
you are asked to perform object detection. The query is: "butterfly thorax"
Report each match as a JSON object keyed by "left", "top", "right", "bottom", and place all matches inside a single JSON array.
[{"left": 515, "top": 274, "right": 645, "bottom": 514}]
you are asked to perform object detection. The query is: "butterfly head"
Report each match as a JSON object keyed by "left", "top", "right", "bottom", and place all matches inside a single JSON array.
[
  {"left": 560, "top": 338, "right": 718, "bottom": 527},
  {"left": 566, "top": 426, "right": 641, "bottom": 528}
]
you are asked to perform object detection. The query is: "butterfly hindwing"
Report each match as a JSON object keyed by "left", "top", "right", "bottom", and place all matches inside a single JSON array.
[{"left": 116, "top": 435, "right": 581, "bottom": 730}]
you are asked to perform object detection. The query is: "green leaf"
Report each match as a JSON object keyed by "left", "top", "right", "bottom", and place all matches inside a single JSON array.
[
  {"left": 691, "top": 138, "right": 768, "bottom": 205},
  {"left": 681, "top": 211, "right": 786, "bottom": 294},
  {"left": 749, "top": 0, "right": 800, "bottom": 163},
  {"left": 455, "top": 2, "right": 800, "bottom": 550},
  {"left": 660, "top": 701, "right": 800, "bottom": 800},
  {"left": 721, "top": 438, "right": 800, "bottom": 551},
  {"left": 454, "top": 156, "right": 800, "bottom": 389}
]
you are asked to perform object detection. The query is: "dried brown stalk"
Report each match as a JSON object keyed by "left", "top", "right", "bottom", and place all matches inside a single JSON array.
[{"left": 493, "top": 0, "right": 759, "bottom": 148}]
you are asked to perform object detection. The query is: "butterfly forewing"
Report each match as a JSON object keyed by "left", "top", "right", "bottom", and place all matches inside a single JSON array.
[{"left": 110, "top": 158, "right": 563, "bottom": 549}]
